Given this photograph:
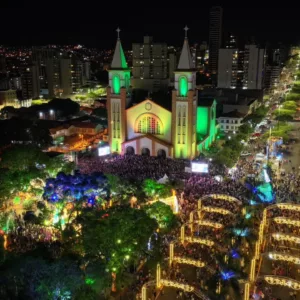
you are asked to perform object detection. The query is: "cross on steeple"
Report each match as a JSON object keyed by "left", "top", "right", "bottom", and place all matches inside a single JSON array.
[
  {"left": 184, "top": 25, "right": 189, "bottom": 38},
  {"left": 116, "top": 27, "right": 121, "bottom": 39}
]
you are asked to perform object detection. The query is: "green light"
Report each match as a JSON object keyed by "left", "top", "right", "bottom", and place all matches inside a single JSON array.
[
  {"left": 125, "top": 255, "right": 130, "bottom": 260},
  {"left": 179, "top": 76, "right": 188, "bottom": 96},
  {"left": 112, "top": 268, "right": 117, "bottom": 272},
  {"left": 13, "top": 196, "right": 21, "bottom": 205},
  {"left": 85, "top": 278, "right": 95, "bottom": 285},
  {"left": 113, "top": 75, "right": 120, "bottom": 94},
  {"left": 197, "top": 107, "right": 209, "bottom": 136},
  {"left": 117, "top": 239, "right": 121, "bottom": 244}
]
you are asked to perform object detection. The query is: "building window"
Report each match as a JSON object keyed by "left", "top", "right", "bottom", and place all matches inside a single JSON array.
[
  {"left": 135, "top": 114, "right": 163, "bottom": 135},
  {"left": 182, "top": 107, "right": 186, "bottom": 126}
]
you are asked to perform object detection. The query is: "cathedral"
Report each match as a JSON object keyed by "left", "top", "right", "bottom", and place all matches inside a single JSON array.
[{"left": 106, "top": 29, "right": 217, "bottom": 159}]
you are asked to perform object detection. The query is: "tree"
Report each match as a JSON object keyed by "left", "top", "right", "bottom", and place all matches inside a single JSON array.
[
  {"left": 238, "top": 124, "right": 253, "bottom": 135},
  {"left": 142, "top": 179, "right": 172, "bottom": 199},
  {"left": 0, "top": 257, "right": 84, "bottom": 300},
  {"left": 47, "top": 98, "right": 80, "bottom": 117},
  {"left": 78, "top": 206, "right": 157, "bottom": 290},
  {"left": 93, "top": 107, "right": 107, "bottom": 119},
  {"left": 0, "top": 145, "right": 49, "bottom": 171},
  {"left": 106, "top": 174, "right": 138, "bottom": 204},
  {"left": 74, "top": 285, "right": 98, "bottom": 300},
  {"left": 143, "top": 201, "right": 176, "bottom": 230}
]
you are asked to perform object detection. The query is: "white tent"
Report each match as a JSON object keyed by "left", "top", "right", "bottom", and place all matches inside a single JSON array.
[{"left": 157, "top": 174, "right": 169, "bottom": 184}]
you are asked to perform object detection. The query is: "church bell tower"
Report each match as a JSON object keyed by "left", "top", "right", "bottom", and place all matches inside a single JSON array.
[
  {"left": 172, "top": 26, "right": 197, "bottom": 159},
  {"left": 107, "top": 28, "right": 131, "bottom": 154}
]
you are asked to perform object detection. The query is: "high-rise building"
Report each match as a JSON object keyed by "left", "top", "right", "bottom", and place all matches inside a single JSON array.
[
  {"left": 208, "top": 6, "right": 223, "bottom": 75},
  {"left": 217, "top": 48, "right": 238, "bottom": 89},
  {"left": 243, "top": 44, "right": 265, "bottom": 90},
  {"left": 132, "top": 36, "right": 169, "bottom": 92},
  {"left": 225, "top": 33, "right": 237, "bottom": 49},
  {"left": 59, "top": 57, "right": 72, "bottom": 97},
  {"left": 71, "top": 55, "right": 85, "bottom": 92},
  {"left": 20, "top": 64, "right": 40, "bottom": 99},
  {"left": 264, "top": 64, "right": 281, "bottom": 93},
  {"left": 32, "top": 49, "right": 83, "bottom": 98},
  {"left": 168, "top": 51, "right": 177, "bottom": 84},
  {"left": 9, "top": 76, "right": 22, "bottom": 90},
  {"left": 0, "top": 89, "right": 18, "bottom": 108},
  {"left": 83, "top": 60, "right": 91, "bottom": 81}
]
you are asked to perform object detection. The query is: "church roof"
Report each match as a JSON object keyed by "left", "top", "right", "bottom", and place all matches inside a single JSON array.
[
  {"left": 130, "top": 89, "right": 172, "bottom": 111},
  {"left": 110, "top": 39, "right": 128, "bottom": 70},
  {"left": 124, "top": 134, "right": 173, "bottom": 148},
  {"left": 197, "top": 96, "right": 216, "bottom": 107},
  {"left": 177, "top": 38, "right": 194, "bottom": 70}
]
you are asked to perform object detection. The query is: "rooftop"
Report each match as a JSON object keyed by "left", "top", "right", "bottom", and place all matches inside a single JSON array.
[{"left": 219, "top": 110, "right": 246, "bottom": 118}]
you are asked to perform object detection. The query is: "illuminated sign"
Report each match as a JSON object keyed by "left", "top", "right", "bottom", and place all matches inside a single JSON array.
[
  {"left": 191, "top": 163, "right": 209, "bottom": 173},
  {"left": 98, "top": 146, "right": 110, "bottom": 156}
]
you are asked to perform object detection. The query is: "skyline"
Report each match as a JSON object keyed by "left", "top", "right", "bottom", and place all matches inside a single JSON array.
[{"left": 1, "top": 5, "right": 300, "bottom": 48}]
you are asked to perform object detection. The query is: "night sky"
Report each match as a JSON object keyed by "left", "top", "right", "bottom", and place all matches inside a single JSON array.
[{"left": 2, "top": 4, "right": 299, "bottom": 49}]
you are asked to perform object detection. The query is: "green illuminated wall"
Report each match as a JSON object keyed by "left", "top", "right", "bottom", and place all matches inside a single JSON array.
[
  {"left": 209, "top": 104, "right": 216, "bottom": 143},
  {"left": 112, "top": 75, "right": 121, "bottom": 94},
  {"left": 196, "top": 107, "right": 209, "bottom": 138},
  {"left": 179, "top": 76, "right": 188, "bottom": 96}
]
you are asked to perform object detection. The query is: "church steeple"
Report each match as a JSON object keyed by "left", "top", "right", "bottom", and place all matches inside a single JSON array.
[
  {"left": 172, "top": 26, "right": 197, "bottom": 159},
  {"left": 111, "top": 28, "right": 128, "bottom": 70},
  {"left": 107, "top": 28, "right": 130, "bottom": 155},
  {"left": 177, "top": 26, "right": 194, "bottom": 70}
]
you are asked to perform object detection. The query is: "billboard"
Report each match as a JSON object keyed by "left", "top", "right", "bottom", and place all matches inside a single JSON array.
[
  {"left": 98, "top": 146, "right": 110, "bottom": 156},
  {"left": 191, "top": 163, "right": 209, "bottom": 173}
]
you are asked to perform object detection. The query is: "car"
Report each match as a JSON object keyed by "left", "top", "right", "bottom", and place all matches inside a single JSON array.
[
  {"left": 241, "top": 152, "right": 252, "bottom": 156},
  {"left": 250, "top": 136, "right": 258, "bottom": 140}
]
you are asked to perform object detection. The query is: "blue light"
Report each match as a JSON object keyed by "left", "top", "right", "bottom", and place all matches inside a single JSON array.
[
  {"left": 221, "top": 270, "right": 235, "bottom": 281},
  {"left": 250, "top": 200, "right": 258, "bottom": 206},
  {"left": 51, "top": 194, "right": 58, "bottom": 202},
  {"left": 245, "top": 213, "right": 252, "bottom": 219},
  {"left": 231, "top": 250, "right": 240, "bottom": 259},
  {"left": 88, "top": 198, "right": 95, "bottom": 205},
  {"left": 233, "top": 228, "right": 249, "bottom": 237}
]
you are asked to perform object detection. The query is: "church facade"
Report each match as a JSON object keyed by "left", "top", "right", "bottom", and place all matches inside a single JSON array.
[{"left": 106, "top": 30, "right": 217, "bottom": 159}]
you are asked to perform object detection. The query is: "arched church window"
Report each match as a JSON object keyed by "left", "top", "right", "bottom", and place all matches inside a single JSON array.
[
  {"left": 179, "top": 76, "right": 188, "bottom": 97},
  {"left": 182, "top": 107, "right": 186, "bottom": 126},
  {"left": 178, "top": 106, "right": 181, "bottom": 126},
  {"left": 135, "top": 114, "right": 163, "bottom": 135},
  {"left": 112, "top": 74, "right": 121, "bottom": 94}
]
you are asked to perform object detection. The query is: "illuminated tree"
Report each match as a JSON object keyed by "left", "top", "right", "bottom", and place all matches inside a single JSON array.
[
  {"left": 106, "top": 174, "right": 138, "bottom": 204},
  {"left": 143, "top": 201, "right": 176, "bottom": 230},
  {"left": 142, "top": 179, "right": 171, "bottom": 199},
  {"left": 78, "top": 206, "right": 157, "bottom": 290}
]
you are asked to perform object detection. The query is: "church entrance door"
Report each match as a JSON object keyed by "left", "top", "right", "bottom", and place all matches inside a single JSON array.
[
  {"left": 141, "top": 148, "right": 150, "bottom": 156},
  {"left": 157, "top": 149, "right": 166, "bottom": 159},
  {"left": 126, "top": 146, "right": 135, "bottom": 155}
]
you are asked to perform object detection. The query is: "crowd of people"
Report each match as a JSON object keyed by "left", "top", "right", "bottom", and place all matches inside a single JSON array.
[
  {"left": 78, "top": 155, "right": 186, "bottom": 180},
  {"left": 4, "top": 211, "right": 61, "bottom": 256}
]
